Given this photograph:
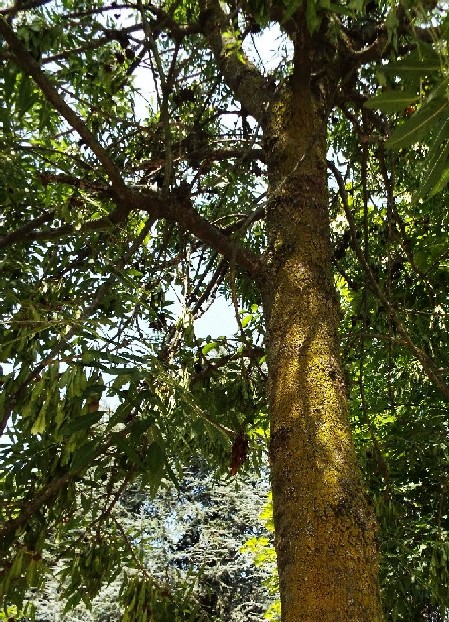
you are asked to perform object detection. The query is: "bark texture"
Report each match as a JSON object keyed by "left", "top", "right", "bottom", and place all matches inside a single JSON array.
[{"left": 262, "top": 44, "right": 384, "bottom": 622}]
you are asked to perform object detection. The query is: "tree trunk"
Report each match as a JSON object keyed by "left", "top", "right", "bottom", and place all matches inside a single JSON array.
[{"left": 262, "top": 47, "right": 384, "bottom": 622}]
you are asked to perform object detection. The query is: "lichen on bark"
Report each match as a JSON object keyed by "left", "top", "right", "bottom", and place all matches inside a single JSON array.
[{"left": 262, "top": 72, "right": 384, "bottom": 621}]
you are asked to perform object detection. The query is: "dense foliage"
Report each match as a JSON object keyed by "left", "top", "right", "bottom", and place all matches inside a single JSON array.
[{"left": 1, "top": 0, "right": 449, "bottom": 620}]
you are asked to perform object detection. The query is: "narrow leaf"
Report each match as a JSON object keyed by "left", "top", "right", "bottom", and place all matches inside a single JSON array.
[
  {"left": 386, "top": 99, "right": 449, "bottom": 150},
  {"left": 70, "top": 439, "right": 98, "bottom": 471},
  {"left": 114, "top": 434, "right": 144, "bottom": 467},
  {"left": 414, "top": 114, "right": 449, "bottom": 200},
  {"left": 59, "top": 411, "right": 104, "bottom": 436},
  {"left": 17, "top": 73, "right": 36, "bottom": 115},
  {"left": 202, "top": 341, "right": 218, "bottom": 355},
  {"left": 383, "top": 45, "right": 441, "bottom": 77},
  {"left": 365, "top": 90, "right": 419, "bottom": 113},
  {"left": 415, "top": 139, "right": 449, "bottom": 201},
  {"left": 428, "top": 160, "right": 449, "bottom": 199}
]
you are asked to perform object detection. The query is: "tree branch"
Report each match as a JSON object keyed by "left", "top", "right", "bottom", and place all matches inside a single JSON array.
[
  {"left": 198, "top": 0, "right": 275, "bottom": 127},
  {"left": 0, "top": 17, "right": 129, "bottom": 204},
  {"left": 0, "top": 210, "right": 55, "bottom": 249},
  {"left": 133, "top": 188, "right": 263, "bottom": 281},
  {"left": 40, "top": 24, "right": 141, "bottom": 65},
  {"left": 0, "top": 214, "right": 117, "bottom": 248},
  {"left": 0, "top": 0, "right": 51, "bottom": 18},
  {"left": 338, "top": 3, "right": 440, "bottom": 69},
  {"left": 0, "top": 183, "right": 262, "bottom": 282},
  {"left": 0, "top": 472, "right": 73, "bottom": 543}
]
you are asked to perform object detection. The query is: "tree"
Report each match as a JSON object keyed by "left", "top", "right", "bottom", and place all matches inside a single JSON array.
[
  {"left": 29, "top": 464, "right": 275, "bottom": 621},
  {"left": 1, "top": 1, "right": 449, "bottom": 621}
]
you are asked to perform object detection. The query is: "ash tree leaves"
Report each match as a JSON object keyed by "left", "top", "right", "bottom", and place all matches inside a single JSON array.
[
  {"left": 364, "top": 89, "right": 420, "bottom": 113},
  {"left": 366, "top": 42, "right": 449, "bottom": 201}
]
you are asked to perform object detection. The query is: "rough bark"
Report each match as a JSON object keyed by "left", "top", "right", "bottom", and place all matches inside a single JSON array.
[{"left": 261, "top": 45, "right": 384, "bottom": 622}]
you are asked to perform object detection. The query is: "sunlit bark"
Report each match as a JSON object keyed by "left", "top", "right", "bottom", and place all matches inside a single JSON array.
[{"left": 262, "top": 47, "right": 384, "bottom": 622}]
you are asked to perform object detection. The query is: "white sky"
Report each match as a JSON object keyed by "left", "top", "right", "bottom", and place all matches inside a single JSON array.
[{"left": 195, "top": 296, "right": 237, "bottom": 338}]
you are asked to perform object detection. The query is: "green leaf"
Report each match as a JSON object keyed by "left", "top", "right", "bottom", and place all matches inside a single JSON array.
[
  {"left": 3, "top": 67, "right": 18, "bottom": 103},
  {"left": 383, "top": 45, "right": 441, "bottom": 78},
  {"left": 202, "top": 341, "right": 218, "bottom": 355},
  {"left": 81, "top": 351, "right": 96, "bottom": 364},
  {"left": 184, "top": 322, "right": 195, "bottom": 347},
  {"left": 385, "top": 9, "right": 399, "bottom": 46},
  {"left": 70, "top": 439, "right": 99, "bottom": 471},
  {"left": 145, "top": 442, "right": 165, "bottom": 496},
  {"left": 147, "top": 441, "right": 164, "bottom": 471},
  {"left": 241, "top": 314, "right": 253, "bottom": 328},
  {"left": 427, "top": 159, "right": 449, "bottom": 199},
  {"left": 365, "top": 91, "right": 419, "bottom": 113},
  {"left": 104, "top": 367, "right": 132, "bottom": 376},
  {"left": 306, "top": 0, "right": 321, "bottom": 33},
  {"left": 413, "top": 250, "right": 430, "bottom": 271},
  {"left": 31, "top": 409, "right": 46, "bottom": 435},
  {"left": 386, "top": 98, "right": 449, "bottom": 150},
  {"left": 59, "top": 411, "right": 104, "bottom": 436},
  {"left": 114, "top": 434, "right": 144, "bottom": 468},
  {"left": 415, "top": 121, "right": 449, "bottom": 201},
  {"left": 17, "top": 74, "right": 36, "bottom": 116},
  {"left": 281, "top": 0, "right": 303, "bottom": 23}
]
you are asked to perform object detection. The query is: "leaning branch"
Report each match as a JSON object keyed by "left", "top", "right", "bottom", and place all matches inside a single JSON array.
[
  {"left": 0, "top": 183, "right": 262, "bottom": 282},
  {"left": 0, "top": 0, "right": 51, "bottom": 18},
  {"left": 198, "top": 0, "right": 275, "bottom": 127},
  {"left": 338, "top": 3, "right": 440, "bottom": 69},
  {"left": 0, "top": 472, "right": 73, "bottom": 542},
  {"left": 133, "top": 188, "right": 263, "bottom": 282},
  {"left": 0, "top": 210, "right": 55, "bottom": 249},
  {"left": 0, "top": 213, "right": 120, "bottom": 248},
  {"left": 0, "top": 17, "right": 129, "bottom": 204}
]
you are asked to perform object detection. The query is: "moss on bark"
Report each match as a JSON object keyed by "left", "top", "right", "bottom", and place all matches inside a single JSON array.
[{"left": 262, "top": 77, "right": 384, "bottom": 621}]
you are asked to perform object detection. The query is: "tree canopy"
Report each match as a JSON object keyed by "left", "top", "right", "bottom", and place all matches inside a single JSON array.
[{"left": 1, "top": 1, "right": 449, "bottom": 620}]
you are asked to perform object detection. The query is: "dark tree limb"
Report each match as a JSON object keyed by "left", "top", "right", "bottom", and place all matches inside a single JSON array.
[
  {"left": 0, "top": 184, "right": 262, "bottom": 282},
  {"left": 0, "top": 472, "right": 73, "bottom": 544},
  {"left": 0, "top": 0, "right": 52, "bottom": 18},
  {"left": 337, "top": 2, "right": 440, "bottom": 71},
  {"left": 0, "top": 210, "right": 55, "bottom": 249},
  {"left": 134, "top": 188, "right": 264, "bottom": 282}
]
